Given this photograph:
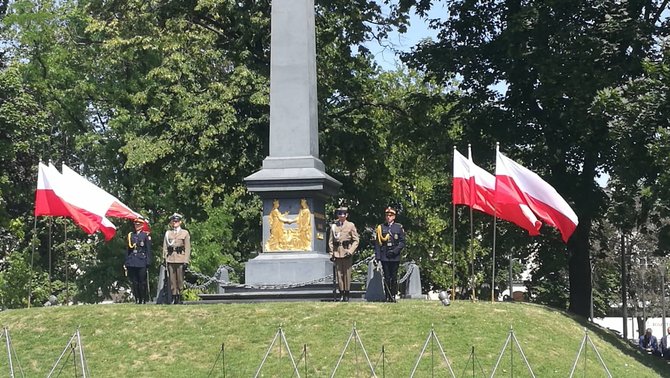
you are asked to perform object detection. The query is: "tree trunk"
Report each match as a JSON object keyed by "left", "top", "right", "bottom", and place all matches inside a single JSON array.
[{"left": 568, "top": 218, "right": 591, "bottom": 317}]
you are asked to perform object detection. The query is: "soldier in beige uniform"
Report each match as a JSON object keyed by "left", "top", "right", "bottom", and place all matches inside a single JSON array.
[
  {"left": 163, "top": 213, "right": 191, "bottom": 304},
  {"left": 327, "top": 207, "right": 359, "bottom": 302}
]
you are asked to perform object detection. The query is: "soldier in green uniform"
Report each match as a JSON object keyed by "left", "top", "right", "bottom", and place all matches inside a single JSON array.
[
  {"left": 328, "top": 207, "right": 360, "bottom": 301},
  {"left": 162, "top": 213, "right": 191, "bottom": 304}
]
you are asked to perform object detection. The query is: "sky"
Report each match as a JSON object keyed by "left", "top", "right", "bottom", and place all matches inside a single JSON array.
[
  {"left": 362, "top": 4, "right": 611, "bottom": 188},
  {"left": 365, "top": 5, "right": 443, "bottom": 70}
]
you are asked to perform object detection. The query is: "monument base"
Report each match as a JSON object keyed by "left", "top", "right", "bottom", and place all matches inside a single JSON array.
[{"left": 245, "top": 252, "right": 333, "bottom": 285}]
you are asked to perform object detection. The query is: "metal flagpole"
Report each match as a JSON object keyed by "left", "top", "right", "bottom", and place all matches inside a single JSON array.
[
  {"left": 28, "top": 215, "right": 37, "bottom": 308},
  {"left": 469, "top": 204, "right": 474, "bottom": 300},
  {"left": 48, "top": 217, "right": 52, "bottom": 292},
  {"left": 452, "top": 146, "right": 458, "bottom": 301},
  {"left": 469, "top": 143, "right": 475, "bottom": 301},
  {"left": 64, "top": 223, "right": 69, "bottom": 305},
  {"left": 492, "top": 216, "right": 497, "bottom": 302},
  {"left": 452, "top": 202, "right": 456, "bottom": 301},
  {"left": 491, "top": 144, "right": 498, "bottom": 303}
]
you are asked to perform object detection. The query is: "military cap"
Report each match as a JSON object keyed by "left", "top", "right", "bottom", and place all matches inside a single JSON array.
[
  {"left": 133, "top": 216, "right": 147, "bottom": 224},
  {"left": 335, "top": 206, "right": 348, "bottom": 215},
  {"left": 384, "top": 206, "right": 397, "bottom": 215},
  {"left": 169, "top": 213, "right": 183, "bottom": 222}
]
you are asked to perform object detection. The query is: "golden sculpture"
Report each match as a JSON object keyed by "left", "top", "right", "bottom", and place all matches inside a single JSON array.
[
  {"left": 265, "top": 198, "right": 312, "bottom": 251},
  {"left": 292, "top": 198, "right": 312, "bottom": 250}
]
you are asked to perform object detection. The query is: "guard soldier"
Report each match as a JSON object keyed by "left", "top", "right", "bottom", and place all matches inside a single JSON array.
[
  {"left": 373, "top": 206, "right": 405, "bottom": 302},
  {"left": 328, "top": 207, "right": 360, "bottom": 301},
  {"left": 125, "top": 217, "right": 151, "bottom": 304},
  {"left": 163, "top": 213, "right": 191, "bottom": 304}
]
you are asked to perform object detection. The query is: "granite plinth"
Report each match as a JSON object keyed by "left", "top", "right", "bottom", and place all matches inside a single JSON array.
[{"left": 245, "top": 252, "right": 333, "bottom": 285}]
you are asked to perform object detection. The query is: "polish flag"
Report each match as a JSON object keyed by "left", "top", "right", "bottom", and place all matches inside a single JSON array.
[
  {"left": 35, "top": 162, "right": 71, "bottom": 217},
  {"left": 35, "top": 163, "right": 116, "bottom": 240},
  {"left": 61, "top": 164, "right": 150, "bottom": 233},
  {"left": 495, "top": 150, "right": 579, "bottom": 242},
  {"left": 455, "top": 148, "right": 541, "bottom": 235},
  {"left": 453, "top": 148, "right": 473, "bottom": 207}
]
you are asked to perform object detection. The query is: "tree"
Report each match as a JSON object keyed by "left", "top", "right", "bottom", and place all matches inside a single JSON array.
[{"left": 401, "top": 0, "right": 669, "bottom": 317}]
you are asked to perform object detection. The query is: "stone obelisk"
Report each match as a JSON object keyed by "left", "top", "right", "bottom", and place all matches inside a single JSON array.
[{"left": 243, "top": 0, "right": 341, "bottom": 285}]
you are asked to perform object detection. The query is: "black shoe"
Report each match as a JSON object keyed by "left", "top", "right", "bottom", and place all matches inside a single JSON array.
[{"left": 344, "top": 291, "right": 350, "bottom": 302}]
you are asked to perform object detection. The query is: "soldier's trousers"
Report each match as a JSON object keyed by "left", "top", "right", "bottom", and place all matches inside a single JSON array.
[
  {"left": 334, "top": 256, "right": 353, "bottom": 291},
  {"left": 381, "top": 261, "right": 400, "bottom": 301},
  {"left": 167, "top": 263, "right": 184, "bottom": 295},
  {"left": 127, "top": 266, "right": 147, "bottom": 303}
]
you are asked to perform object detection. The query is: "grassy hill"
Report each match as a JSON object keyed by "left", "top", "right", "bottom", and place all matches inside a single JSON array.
[{"left": 0, "top": 300, "right": 666, "bottom": 377}]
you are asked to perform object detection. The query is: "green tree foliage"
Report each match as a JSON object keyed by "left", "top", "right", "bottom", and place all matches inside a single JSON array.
[
  {"left": 593, "top": 45, "right": 670, "bottom": 320},
  {"left": 1, "top": 0, "right": 466, "bottom": 305},
  {"left": 401, "top": 0, "right": 670, "bottom": 317}
]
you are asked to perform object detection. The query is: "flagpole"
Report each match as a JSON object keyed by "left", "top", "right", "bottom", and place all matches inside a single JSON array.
[
  {"left": 492, "top": 216, "right": 497, "bottom": 303},
  {"left": 452, "top": 202, "right": 456, "bottom": 301},
  {"left": 29, "top": 215, "right": 37, "bottom": 308},
  {"left": 498, "top": 143, "right": 514, "bottom": 302},
  {"left": 65, "top": 223, "right": 69, "bottom": 306},
  {"left": 452, "top": 146, "right": 457, "bottom": 301},
  {"left": 492, "top": 143, "right": 498, "bottom": 303},
  {"left": 48, "top": 217, "right": 52, "bottom": 292},
  {"left": 468, "top": 144, "right": 475, "bottom": 301}
]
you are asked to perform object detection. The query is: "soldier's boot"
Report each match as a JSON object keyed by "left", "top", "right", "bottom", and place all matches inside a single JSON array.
[
  {"left": 132, "top": 283, "right": 140, "bottom": 304},
  {"left": 139, "top": 285, "right": 146, "bottom": 304},
  {"left": 339, "top": 290, "right": 346, "bottom": 302},
  {"left": 390, "top": 281, "right": 398, "bottom": 303},
  {"left": 343, "top": 291, "right": 350, "bottom": 302},
  {"left": 172, "top": 294, "right": 178, "bottom": 305}
]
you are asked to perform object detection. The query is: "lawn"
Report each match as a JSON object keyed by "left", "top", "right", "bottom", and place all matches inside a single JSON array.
[{"left": 0, "top": 300, "right": 666, "bottom": 377}]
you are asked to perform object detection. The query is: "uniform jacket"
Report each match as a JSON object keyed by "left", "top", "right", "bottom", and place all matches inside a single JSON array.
[
  {"left": 163, "top": 228, "right": 191, "bottom": 264},
  {"left": 374, "top": 222, "right": 405, "bottom": 262},
  {"left": 125, "top": 231, "right": 152, "bottom": 268},
  {"left": 328, "top": 220, "right": 360, "bottom": 258}
]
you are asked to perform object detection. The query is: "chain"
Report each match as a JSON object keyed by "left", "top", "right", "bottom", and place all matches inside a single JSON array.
[
  {"left": 184, "top": 255, "right": 377, "bottom": 291},
  {"left": 397, "top": 262, "right": 415, "bottom": 284}
]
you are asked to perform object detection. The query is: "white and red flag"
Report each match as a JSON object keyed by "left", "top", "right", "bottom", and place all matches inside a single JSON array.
[
  {"left": 453, "top": 147, "right": 541, "bottom": 235},
  {"left": 495, "top": 149, "right": 579, "bottom": 242},
  {"left": 452, "top": 148, "right": 473, "bottom": 207},
  {"left": 35, "top": 162, "right": 71, "bottom": 218},
  {"left": 61, "top": 164, "right": 149, "bottom": 233},
  {"left": 35, "top": 163, "right": 116, "bottom": 240}
]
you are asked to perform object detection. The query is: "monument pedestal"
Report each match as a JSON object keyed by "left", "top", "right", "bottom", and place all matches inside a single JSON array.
[
  {"left": 245, "top": 252, "right": 333, "bottom": 285},
  {"left": 242, "top": 0, "right": 341, "bottom": 291}
]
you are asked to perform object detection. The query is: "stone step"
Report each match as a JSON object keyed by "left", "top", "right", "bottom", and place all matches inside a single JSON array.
[{"left": 197, "top": 282, "right": 365, "bottom": 303}]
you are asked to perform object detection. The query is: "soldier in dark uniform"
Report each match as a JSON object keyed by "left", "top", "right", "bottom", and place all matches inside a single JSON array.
[
  {"left": 163, "top": 213, "right": 191, "bottom": 304},
  {"left": 125, "top": 217, "right": 152, "bottom": 304},
  {"left": 328, "top": 207, "right": 360, "bottom": 302},
  {"left": 374, "top": 206, "right": 405, "bottom": 302}
]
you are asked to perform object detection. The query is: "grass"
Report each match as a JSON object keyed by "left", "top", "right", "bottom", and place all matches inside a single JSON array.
[{"left": 0, "top": 300, "right": 666, "bottom": 377}]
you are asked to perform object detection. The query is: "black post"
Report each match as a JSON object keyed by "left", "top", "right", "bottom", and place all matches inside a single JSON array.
[
  {"left": 621, "top": 232, "right": 628, "bottom": 340},
  {"left": 508, "top": 253, "right": 513, "bottom": 302},
  {"left": 382, "top": 345, "right": 385, "bottom": 378},
  {"left": 472, "top": 346, "right": 475, "bottom": 378},
  {"left": 662, "top": 263, "right": 667, "bottom": 341},
  {"left": 303, "top": 344, "right": 307, "bottom": 378}
]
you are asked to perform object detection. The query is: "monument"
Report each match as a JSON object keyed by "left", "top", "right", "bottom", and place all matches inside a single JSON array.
[{"left": 244, "top": 0, "right": 341, "bottom": 285}]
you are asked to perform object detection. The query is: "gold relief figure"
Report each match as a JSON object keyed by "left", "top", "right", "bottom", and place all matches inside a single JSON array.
[
  {"left": 265, "top": 199, "right": 295, "bottom": 251},
  {"left": 292, "top": 198, "right": 312, "bottom": 250}
]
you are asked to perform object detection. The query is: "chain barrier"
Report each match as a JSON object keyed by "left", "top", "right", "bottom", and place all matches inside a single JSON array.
[{"left": 184, "top": 255, "right": 378, "bottom": 291}]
